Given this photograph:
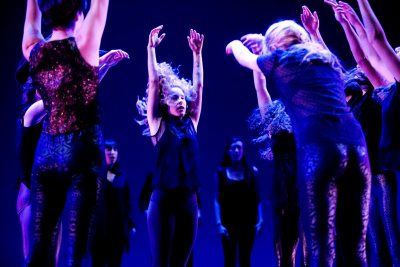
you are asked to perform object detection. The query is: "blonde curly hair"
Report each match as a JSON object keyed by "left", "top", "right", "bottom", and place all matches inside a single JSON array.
[
  {"left": 136, "top": 62, "right": 197, "bottom": 135},
  {"left": 248, "top": 100, "right": 293, "bottom": 160}
]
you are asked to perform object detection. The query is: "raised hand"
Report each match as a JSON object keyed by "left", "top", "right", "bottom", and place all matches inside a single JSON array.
[
  {"left": 148, "top": 25, "right": 166, "bottom": 48},
  {"left": 187, "top": 29, "right": 204, "bottom": 55},
  {"left": 301, "top": 5, "right": 320, "bottom": 36},
  {"left": 240, "top": 33, "right": 264, "bottom": 55},
  {"left": 324, "top": 0, "right": 338, "bottom": 8},
  {"left": 336, "top": 1, "right": 361, "bottom": 24},
  {"left": 99, "top": 49, "right": 130, "bottom": 68},
  {"left": 324, "top": 0, "right": 348, "bottom": 24}
]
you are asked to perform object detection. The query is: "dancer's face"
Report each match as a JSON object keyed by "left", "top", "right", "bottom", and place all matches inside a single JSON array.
[
  {"left": 105, "top": 146, "right": 118, "bottom": 166},
  {"left": 228, "top": 140, "right": 244, "bottom": 162},
  {"left": 167, "top": 87, "right": 187, "bottom": 117}
]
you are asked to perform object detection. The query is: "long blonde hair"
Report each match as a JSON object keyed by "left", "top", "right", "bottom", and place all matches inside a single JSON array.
[{"left": 264, "top": 20, "right": 344, "bottom": 74}]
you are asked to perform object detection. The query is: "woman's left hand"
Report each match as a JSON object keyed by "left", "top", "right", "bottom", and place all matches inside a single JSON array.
[
  {"left": 99, "top": 49, "right": 130, "bottom": 68},
  {"left": 187, "top": 29, "right": 204, "bottom": 54}
]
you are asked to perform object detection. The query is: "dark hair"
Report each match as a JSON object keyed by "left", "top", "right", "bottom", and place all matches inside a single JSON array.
[
  {"left": 345, "top": 67, "right": 373, "bottom": 91},
  {"left": 221, "top": 137, "right": 248, "bottom": 168},
  {"left": 344, "top": 67, "right": 373, "bottom": 102},
  {"left": 104, "top": 139, "right": 118, "bottom": 150},
  {"left": 39, "top": 0, "right": 87, "bottom": 29},
  {"left": 104, "top": 139, "right": 122, "bottom": 173}
]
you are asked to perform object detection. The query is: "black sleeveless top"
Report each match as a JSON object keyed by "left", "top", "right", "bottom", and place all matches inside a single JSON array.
[
  {"left": 152, "top": 115, "right": 201, "bottom": 190},
  {"left": 29, "top": 37, "right": 99, "bottom": 134},
  {"left": 216, "top": 167, "right": 260, "bottom": 228}
]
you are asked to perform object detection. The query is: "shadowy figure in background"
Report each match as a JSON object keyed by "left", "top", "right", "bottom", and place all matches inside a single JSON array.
[
  {"left": 214, "top": 137, "right": 263, "bottom": 267},
  {"left": 91, "top": 139, "right": 136, "bottom": 267}
]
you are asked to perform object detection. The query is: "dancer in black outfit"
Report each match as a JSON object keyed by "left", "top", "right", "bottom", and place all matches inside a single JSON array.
[{"left": 136, "top": 25, "right": 204, "bottom": 267}]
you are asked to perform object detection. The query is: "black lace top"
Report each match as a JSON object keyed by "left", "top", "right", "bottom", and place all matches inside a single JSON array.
[
  {"left": 152, "top": 115, "right": 201, "bottom": 190},
  {"left": 257, "top": 48, "right": 364, "bottom": 146},
  {"left": 29, "top": 37, "right": 99, "bottom": 134}
]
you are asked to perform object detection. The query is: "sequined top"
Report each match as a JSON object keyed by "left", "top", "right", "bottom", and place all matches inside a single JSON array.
[{"left": 29, "top": 37, "right": 99, "bottom": 134}]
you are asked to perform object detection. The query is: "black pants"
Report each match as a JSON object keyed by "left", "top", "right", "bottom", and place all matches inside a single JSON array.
[
  {"left": 147, "top": 188, "right": 198, "bottom": 267},
  {"left": 27, "top": 126, "right": 104, "bottom": 267},
  {"left": 221, "top": 226, "right": 256, "bottom": 267}
]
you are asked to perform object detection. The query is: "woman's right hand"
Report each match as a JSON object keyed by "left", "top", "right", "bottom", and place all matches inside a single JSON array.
[
  {"left": 217, "top": 223, "right": 229, "bottom": 238},
  {"left": 148, "top": 25, "right": 166, "bottom": 48},
  {"left": 300, "top": 6, "right": 320, "bottom": 36},
  {"left": 240, "top": 33, "right": 264, "bottom": 55}
]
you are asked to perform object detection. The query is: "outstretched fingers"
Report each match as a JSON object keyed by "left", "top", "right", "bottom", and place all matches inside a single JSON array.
[
  {"left": 187, "top": 29, "right": 204, "bottom": 53},
  {"left": 148, "top": 25, "right": 166, "bottom": 47}
]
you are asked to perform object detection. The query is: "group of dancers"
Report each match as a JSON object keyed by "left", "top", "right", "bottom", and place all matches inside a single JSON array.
[{"left": 16, "top": 0, "right": 400, "bottom": 266}]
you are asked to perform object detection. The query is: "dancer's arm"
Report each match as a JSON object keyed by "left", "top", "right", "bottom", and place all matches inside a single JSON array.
[
  {"left": 253, "top": 71, "right": 271, "bottom": 117},
  {"left": 147, "top": 25, "right": 165, "bottom": 136},
  {"left": 301, "top": 5, "right": 329, "bottom": 50},
  {"left": 187, "top": 29, "right": 204, "bottom": 130},
  {"left": 23, "top": 99, "right": 45, "bottom": 127},
  {"left": 325, "top": 0, "right": 385, "bottom": 87},
  {"left": 325, "top": 0, "right": 392, "bottom": 86},
  {"left": 338, "top": 1, "right": 393, "bottom": 82},
  {"left": 240, "top": 33, "right": 272, "bottom": 115},
  {"left": 255, "top": 202, "right": 264, "bottom": 236},
  {"left": 214, "top": 199, "right": 229, "bottom": 237},
  {"left": 214, "top": 172, "right": 229, "bottom": 237},
  {"left": 226, "top": 40, "right": 260, "bottom": 72},
  {"left": 22, "top": 0, "right": 44, "bottom": 60},
  {"left": 76, "top": 0, "right": 110, "bottom": 66},
  {"left": 98, "top": 49, "right": 130, "bottom": 81},
  {"left": 356, "top": 0, "right": 400, "bottom": 80}
]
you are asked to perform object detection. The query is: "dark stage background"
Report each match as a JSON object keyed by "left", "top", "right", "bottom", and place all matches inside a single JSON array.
[{"left": 1, "top": 0, "right": 398, "bottom": 266}]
